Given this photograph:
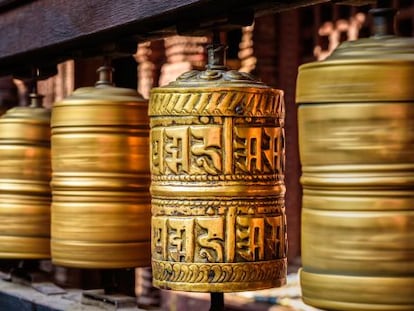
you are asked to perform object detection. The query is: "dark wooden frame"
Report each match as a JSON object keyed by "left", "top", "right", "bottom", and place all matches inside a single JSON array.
[{"left": 0, "top": 0, "right": 330, "bottom": 76}]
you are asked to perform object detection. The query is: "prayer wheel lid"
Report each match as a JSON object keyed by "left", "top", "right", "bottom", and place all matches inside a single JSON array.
[
  {"left": 56, "top": 65, "right": 146, "bottom": 104},
  {"left": 297, "top": 8, "right": 414, "bottom": 103},
  {"left": 160, "top": 43, "right": 266, "bottom": 87},
  {"left": 66, "top": 85, "right": 145, "bottom": 102},
  {"left": 170, "top": 68, "right": 265, "bottom": 87},
  {"left": 52, "top": 65, "right": 147, "bottom": 127},
  {"left": 328, "top": 35, "right": 414, "bottom": 60},
  {"left": 2, "top": 105, "right": 50, "bottom": 121},
  {"left": 2, "top": 93, "right": 50, "bottom": 121},
  {"left": 149, "top": 43, "right": 284, "bottom": 118},
  {"left": 0, "top": 93, "right": 50, "bottom": 142}
]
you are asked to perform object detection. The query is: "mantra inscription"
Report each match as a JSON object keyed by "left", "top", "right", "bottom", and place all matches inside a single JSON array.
[
  {"left": 153, "top": 205, "right": 286, "bottom": 263},
  {"left": 151, "top": 122, "right": 284, "bottom": 177},
  {"left": 149, "top": 87, "right": 286, "bottom": 292}
]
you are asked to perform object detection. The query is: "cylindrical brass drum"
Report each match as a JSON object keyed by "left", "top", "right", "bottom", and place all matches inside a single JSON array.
[
  {"left": 0, "top": 95, "right": 51, "bottom": 259},
  {"left": 297, "top": 9, "right": 414, "bottom": 311},
  {"left": 51, "top": 67, "right": 151, "bottom": 268},
  {"left": 149, "top": 44, "right": 287, "bottom": 292}
]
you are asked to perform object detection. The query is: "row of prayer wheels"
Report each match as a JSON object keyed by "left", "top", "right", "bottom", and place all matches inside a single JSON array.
[
  {"left": 0, "top": 5, "right": 412, "bottom": 310},
  {"left": 0, "top": 41, "right": 288, "bottom": 292}
]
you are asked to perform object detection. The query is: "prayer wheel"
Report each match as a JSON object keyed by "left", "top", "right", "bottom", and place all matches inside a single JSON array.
[
  {"left": 51, "top": 65, "right": 151, "bottom": 268},
  {"left": 149, "top": 43, "right": 287, "bottom": 292},
  {"left": 297, "top": 8, "right": 414, "bottom": 311},
  {"left": 0, "top": 93, "right": 51, "bottom": 259}
]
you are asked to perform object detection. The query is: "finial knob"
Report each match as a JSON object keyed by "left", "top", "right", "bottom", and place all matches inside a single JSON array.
[
  {"left": 206, "top": 43, "right": 228, "bottom": 70},
  {"left": 206, "top": 31, "right": 228, "bottom": 70},
  {"left": 28, "top": 92, "right": 44, "bottom": 108},
  {"left": 95, "top": 65, "right": 114, "bottom": 87},
  {"left": 370, "top": 7, "right": 397, "bottom": 37}
]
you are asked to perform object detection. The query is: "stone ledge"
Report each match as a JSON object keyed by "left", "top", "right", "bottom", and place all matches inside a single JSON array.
[{"left": 0, "top": 278, "right": 142, "bottom": 311}]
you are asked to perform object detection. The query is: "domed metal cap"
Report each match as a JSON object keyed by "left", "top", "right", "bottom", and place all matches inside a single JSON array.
[
  {"left": 297, "top": 8, "right": 414, "bottom": 103},
  {"left": 52, "top": 65, "right": 147, "bottom": 128},
  {"left": 149, "top": 43, "right": 284, "bottom": 119},
  {"left": 0, "top": 92, "right": 50, "bottom": 143}
]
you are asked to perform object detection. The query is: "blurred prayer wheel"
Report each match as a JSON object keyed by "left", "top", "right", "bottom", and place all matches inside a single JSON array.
[
  {"left": 51, "top": 65, "right": 151, "bottom": 268},
  {"left": 149, "top": 43, "right": 287, "bottom": 292},
  {"left": 297, "top": 8, "right": 414, "bottom": 311},
  {"left": 0, "top": 93, "right": 51, "bottom": 259}
]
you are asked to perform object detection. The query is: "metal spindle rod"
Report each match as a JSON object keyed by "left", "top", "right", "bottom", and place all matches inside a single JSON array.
[{"left": 209, "top": 293, "right": 225, "bottom": 311}]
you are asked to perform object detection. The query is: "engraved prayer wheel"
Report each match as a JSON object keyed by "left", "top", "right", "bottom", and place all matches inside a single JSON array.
[
  {"left": 51, "top": 65, "right": 151, "bottom": 268},
  {"left": 149, "top": 43, "right": 287, "bottom": 292},
  {"left": 0, "top": 93, "right": 51, "bottom": 259},
  {"left": 297, "top": 8, "right": 414, "bottom": 311}
]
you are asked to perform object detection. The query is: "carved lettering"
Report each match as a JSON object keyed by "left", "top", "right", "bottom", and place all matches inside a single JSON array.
[
  {"left": 168, "top": 218, "right": 194, "bottom": 262},
  {"left": 263, "top": 127, "right": 283, "bottom": 173},
  {"left": 150, "top": 128, "right": 164, "bottom": 174},
  {"left": 151, "top": 125, "right": 224, "bottom": 175},
  {"left": 234, "top": 127, "right": 262, "bottom": 173},
  {"left": 236, "top": 216, "right": 265, "bottom": 261},
  {"left": 190, "top": 126, "right": 222, "bottom": 175},
  {"left": 234, "top": 126, "right": 283, "bottom": 174},
  {"left": 152, "top": 217, "right": 168, "bottom": 260},
  {"left": 196, "top": 217, "right": 224, "bottom": 262},
  {"left": 265, "top": 216, "right": 283, "bottom": 259},
  {"left": 165, "top": 127, "right": 190, "bottom": 174}
]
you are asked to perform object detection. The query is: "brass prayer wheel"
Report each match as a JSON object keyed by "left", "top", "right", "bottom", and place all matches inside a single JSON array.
[
  {"left": 297, "top": 8, "right": 414, "bottom": 311},
  {"left": 51, "top": 65, "right": 151, "bottom": 268},
  {"left": 149, "top": 43, "right": 287, "bottom": 292},
  {"left": 0, "top": 93, "right": 51, "bottom": 259}
]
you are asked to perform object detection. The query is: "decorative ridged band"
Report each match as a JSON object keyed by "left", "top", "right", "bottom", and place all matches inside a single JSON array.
[
  {"left": 149, "top": 88, "right": 284, "bottom": 117},
  {"left": 152, "top": 259, "right": 286, "bottom": 292}
]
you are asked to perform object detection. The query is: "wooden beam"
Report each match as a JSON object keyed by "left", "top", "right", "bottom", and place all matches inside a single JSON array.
[
  {"left": 0, "top": 0, "right": 29, "bottom": 11},
  {"left": 0, "top": 0, "right": 329, "bottom": 77}
]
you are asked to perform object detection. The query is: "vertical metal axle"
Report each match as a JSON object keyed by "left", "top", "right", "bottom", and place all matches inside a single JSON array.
[{"left": 209, "top": 293, "right": 224, "bottom": 311}]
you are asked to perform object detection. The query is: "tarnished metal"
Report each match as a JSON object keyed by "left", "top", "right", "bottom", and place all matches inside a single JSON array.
[
  {"left": 51, "top": 65, "right": 151, "bottom": 268},
  {"left": 0, "top": 93, "right": 51, "bottom": 259},
  {"left": 149, "top": 43, "right": 287, "bottom": 292},
  {"left": 297, "top": 8, "right": 414, "bottom": 311}
]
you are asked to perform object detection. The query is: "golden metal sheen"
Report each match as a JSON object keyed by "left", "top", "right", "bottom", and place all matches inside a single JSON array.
[
  {"left": 300, "top": 270, "right": 414, "bottom": 311},
  {"left": 0, "top": 102, "right": 51, "bottom": 259},
  {"left": 149, "top": 45, "right": 287, "bottom": 292},
  {"left": 297, "top": 36, "right": 414, "bottom": 103},
  {"left": 297, "top": 24, "right": 414, "bottom": 311},
  {"left": 51, "top": 69, "right": 151, "bottom": 268}
]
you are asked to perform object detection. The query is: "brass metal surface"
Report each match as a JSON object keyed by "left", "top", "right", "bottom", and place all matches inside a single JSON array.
[
  {"left": 300, "top": 269, "right": 414, "bottom": 311},
  {"left": 297, "top": 36, "right": 414, "bottom": 103},
  {"left": 297, "top": 13, "right": 414, "bottom": 310},
  {"left": 149, "top": 44, "right": 287, "bottom": 292},
  {"left": 0, "top": 104, "right": 51, "bottom": 259},
  {"left": 302, "top": 208, "right": 414, "bottom": 275},
  {"left": 51, "top": 69, "right": 151, "bottom": 268}
]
